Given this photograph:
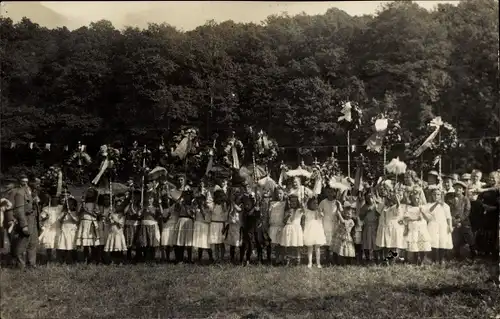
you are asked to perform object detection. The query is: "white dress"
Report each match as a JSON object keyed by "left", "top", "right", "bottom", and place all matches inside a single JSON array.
[
  {"left": 319, "top": 199, "right": 341, "bottom": 246},
  {"left": 76, "top": 203, "right": 101, "bottom": 247},
  {"left": 268, "top": 201, "right": 285, "bottom": 244},
  {"left": 403, "top": 205, "right": 432, "bottom": 252},
  {"left": 57, "top": 211, "right": 79, "bottom": 250},
  {"left": 303, "top": 209, "right": 326, "bottom": 246},
  {"left": 209, "top": 204, "right": 228, "bottom": 244},
  {"left": 375, "top": 204, "right": 406, "bottom": 249},
  {"left": 280, "top": 208, "right": 304, "bottom": 247},
  {"left": 423, "top": 202, "right": 453, "bottom": 249},
  {"left": 161, "top": 208, "right": 179, "bottom": 247},
  {"left": 192, "top": 208, "right": 211, "bottom": 249},
  {"left": 104, "top": 213, "right": 127, "bottom": 252},
  {"left": 39, "top": 205, "right": 63, "bottom": 249}
]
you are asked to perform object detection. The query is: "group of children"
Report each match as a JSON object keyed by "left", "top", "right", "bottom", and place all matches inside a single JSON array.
[{"left": 2, "top": 168, "right": 499, "bottom": 269}]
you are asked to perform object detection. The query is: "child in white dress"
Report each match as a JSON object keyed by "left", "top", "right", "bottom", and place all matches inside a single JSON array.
[
  {"left": 375, "top": 188, "right": 406, "bottom": 263},
  {"left": 268, "top": 188, "right": 286, "bottom": 264},
  {"left": 39, "top": 196, "right": 63, "bottom": 263},
  {"left": 208, "top": 190, "right": 229, "bottom": 262},
  {"left": 56, "top": 196, "right": 79, "bottom": 263},
  {"left": 331, "top": 201, "right": 356, "bottom": 264},
  {"left": 193, "top": 195, "right": 213, "bottom": 263},
  {"left": 318, "top": 187, "right": 342, "bottom": 264},
  {"left": 303, "top": 197, "right": 326, "bottom": 268},
  {"left": 104, "top": 204, "right": 127, "bottom": 264},
  {"left": 424, "top": 186, "right": 453, "bottom": 264},
  {"left": 280, "top": 194, "right": 304, "bottom": 265},
  {"left": 225, "top": 197, "right": 242, "bottom": 264},
  {"left": 159, "top": 195, "right": 178, "bottom": 263}
]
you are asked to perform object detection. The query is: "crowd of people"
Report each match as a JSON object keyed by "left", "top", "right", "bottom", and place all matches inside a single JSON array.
[{"left": 1, "top": 165, "right": 498, "bottom": 280}]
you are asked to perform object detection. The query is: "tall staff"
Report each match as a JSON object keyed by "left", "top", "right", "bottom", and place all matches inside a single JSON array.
[
  {"left": 140, "top": 145, "right": 148, "bottom": 209},
  {"left": 347, "top": 130, "right": 351, "bottom": 179}
]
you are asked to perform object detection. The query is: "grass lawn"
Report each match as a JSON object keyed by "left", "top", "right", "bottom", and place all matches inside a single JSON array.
[{"left": 1, "top": 259, "right": 498, "bottom": 319}]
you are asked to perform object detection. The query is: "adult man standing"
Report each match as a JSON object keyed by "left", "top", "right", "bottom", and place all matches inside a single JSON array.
[
  {"left": 449, "top": 181, "right": 475, "bottom": 259},
  {"left": 7, "top": 175, "right": 38, "bottom": 269}
]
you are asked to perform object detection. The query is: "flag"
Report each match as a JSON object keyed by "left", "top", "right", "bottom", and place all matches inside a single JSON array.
[
  {"left": 205, "top": 155, "right": 213, "bottom": 176},
  {"left": 364, "top": 119, "right": 388, "bottom": 153},
  {"left": 433, "top": 155, "right": 441, "bottom": 166},
  {"left": 413, "top": 117, "right": 443, "bottom": 157},
  {"left": 338, "top": 101, "right": 352, "bottom": 122}
]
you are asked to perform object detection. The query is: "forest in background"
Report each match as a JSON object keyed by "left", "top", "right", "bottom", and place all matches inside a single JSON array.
[{"left": 1, "top": 0, "right": 499, "bottom": 179}]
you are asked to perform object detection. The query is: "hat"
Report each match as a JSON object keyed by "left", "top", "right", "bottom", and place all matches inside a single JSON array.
[
  {"left": 428, "top": 185, "right": 441, "bottom": 191},
  {"left": 19, "top": 174, "right": 28, "bottom": 181},
  {"left": 453, "top": 181, "right": 467, "bottom": 189},
  {"left": 461, "top": 173, "right": 471, "bottom": 180},
  {"left": 442, "top": 174, "right": 453, "bottom": 180},
  {"left": 428, "top": 170, "right": 439, "bottom": 177},
  {"left": 343, "top": 201, "right": 356, "bottom": 209}
]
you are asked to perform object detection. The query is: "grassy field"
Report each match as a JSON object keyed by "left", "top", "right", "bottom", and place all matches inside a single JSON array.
[{"left": 1, "top": 259, "right": 499, "bottom": 319}]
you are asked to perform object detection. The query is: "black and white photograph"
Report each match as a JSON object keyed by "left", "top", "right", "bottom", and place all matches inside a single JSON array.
[{"left": 0, "top": 1, "right": 499, "bottom": 318}]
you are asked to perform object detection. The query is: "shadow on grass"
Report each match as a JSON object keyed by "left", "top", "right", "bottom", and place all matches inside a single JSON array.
[{"left": 125, "top": 283, "right": 498, "bottom": 319}]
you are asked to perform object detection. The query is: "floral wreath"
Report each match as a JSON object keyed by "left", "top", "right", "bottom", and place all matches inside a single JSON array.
[
  {"left": 319, "top": 154, "right": 341, "bottom": 186},
  {"left": 128, "top": 141, "right": 153, "bottom": 175},
  {"left": 66, "top": 142, "right": 92, "bottom": 169},
  {"left": 253, "top": 130, "right": 279, "bottom": 164},
  {"left": 172, "top": 127, "right": 200, "bottom": 156},
  {"left": 223, "top": 133, "right": 244, "bottom": 167}
]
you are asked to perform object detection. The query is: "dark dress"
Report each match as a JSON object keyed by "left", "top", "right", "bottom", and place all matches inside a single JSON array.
[
  {"left": 476, "top": 188, "right": 499, "bottom": 255},
  {"left": 241, "top": 207, "right": 267, "bottom": 261}
]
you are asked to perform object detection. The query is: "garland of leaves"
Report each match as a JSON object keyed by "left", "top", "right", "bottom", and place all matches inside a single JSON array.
[{"left": 253, "top": 130, "right": 279, "bottom": 164}]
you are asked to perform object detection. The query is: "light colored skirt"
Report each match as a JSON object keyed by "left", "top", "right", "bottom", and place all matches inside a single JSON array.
[
  {"left": 209, "top": 222, "right": 225, "bottom": 244},
  {"left": 76, "top": 220, "right": 100, "bottom": 247},
  {"left": 39, "top": 225, "right": 60, "bottom": 249},
  {"left": 224, "top": 224, "right": 242, "bottom": 247},
  {"left": 105, "top": 230, "right": 127, "bottom": 252},
  {"left": 136, "top": 221, "right": 160, "bottom": 248},
  {"left": 303, "top": 220, "right": 326, "bottom": 246},
  {"left": 161, "top": 221, "right": 178, "bottom": 247},
  {"left": 192, "top": 221, "right": 210, "bottom": 249},
  {"left": 376, "top": 220, "right": 406, "bottom": 249},
  {"left": 280, "top": 224, "right": 303, "bottom": 247},
  {"left": 57, "top": 223, "right": 78, "bottom": 250},
  {"left": 331, "top": 232, "right": 355, "bottom": 257},
  {"left": 175, "top": 217, "right": 194, "bottom": 247},
  {"left": 268, "top": 225, "right": 283, "bottom": 244},
  {"left": 427, "top": 220, "right": 453, "bottom": 249},
  {"left": 405, "top": 220, "right": 432, "bottom": 252}
]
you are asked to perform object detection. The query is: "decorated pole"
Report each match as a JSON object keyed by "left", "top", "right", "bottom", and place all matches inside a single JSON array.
[
  {"left": 383, "top": 146, "right": 387, "bottom": 176},
  {"left": 347, "top": 130, "right": 351, "bottom": 179},
  {"left": 140, "top": 145, "right": 147, "bottom": 209}
]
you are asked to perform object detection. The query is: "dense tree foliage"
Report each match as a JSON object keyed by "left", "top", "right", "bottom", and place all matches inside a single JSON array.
[{"left": 1, "top": 0, "right": 499, "bottom": 177}]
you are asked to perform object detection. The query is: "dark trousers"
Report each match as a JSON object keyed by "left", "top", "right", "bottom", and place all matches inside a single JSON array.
[
  {"left": 241, "top": 232, "right": 263, "bottom": 263},
  {"left": 10, "top": 213, "right": 38, "bottom": 268}
]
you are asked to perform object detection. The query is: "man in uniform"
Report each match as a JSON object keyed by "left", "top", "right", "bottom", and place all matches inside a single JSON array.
[{"left": 6, "top": 175, "right": 38, "bottom": 269}]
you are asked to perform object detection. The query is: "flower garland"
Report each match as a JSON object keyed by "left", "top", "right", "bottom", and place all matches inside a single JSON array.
[
  {"left": 319, "top": 154, "right": 341, "bottom": 186},
  {"left": 41, "top": 166, "right": 63, "bottom": 195},
  {"left": 253, "top": 130, "right": 279, "bottom": 164},
  {"left": 424, "top": 121, "right": 458, "bottom": 153},
  {"left": 66, "top": 142, "right": 92, "bottom": 169}
]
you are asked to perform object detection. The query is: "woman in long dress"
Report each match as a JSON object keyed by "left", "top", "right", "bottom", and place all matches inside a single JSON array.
[{"left": 423, "top": 186, "right": 453, "bottom": 264}]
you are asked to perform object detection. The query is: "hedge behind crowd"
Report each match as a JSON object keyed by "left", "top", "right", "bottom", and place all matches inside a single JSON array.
[{"left": 1, "top": 0, "right": 499, "bottom": 178}]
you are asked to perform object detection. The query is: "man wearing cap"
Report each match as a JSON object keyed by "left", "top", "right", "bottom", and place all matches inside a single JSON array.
[
  {"left": 449, "top": 181, "right": 475, "bottom": 259},
  {"left": 7, "top": 175, "right": 38, "bottom": 269},
  {"left": 461, "top": 173, "right": 471, "bottom": 184}
]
